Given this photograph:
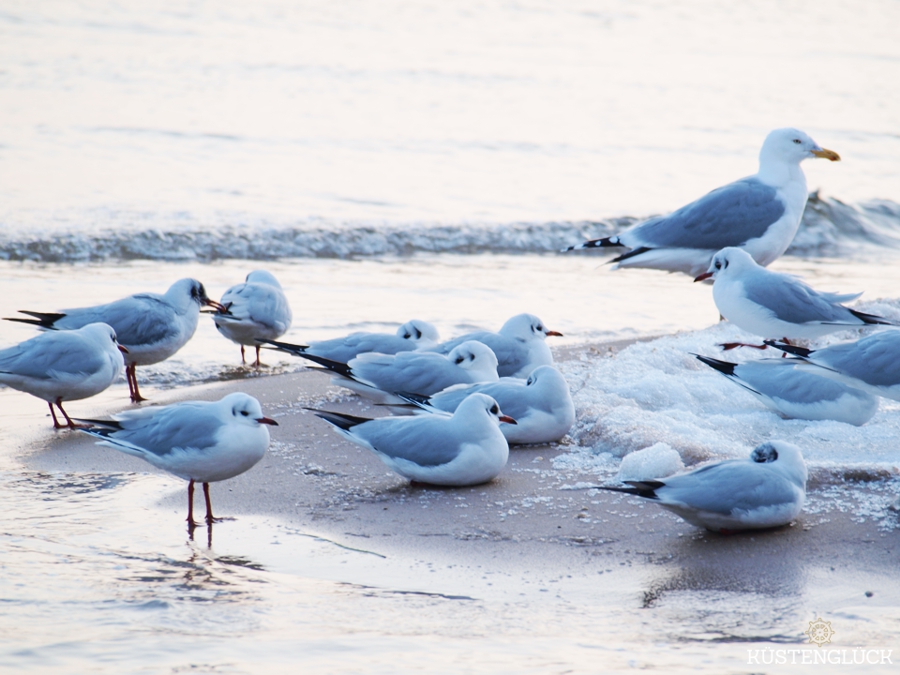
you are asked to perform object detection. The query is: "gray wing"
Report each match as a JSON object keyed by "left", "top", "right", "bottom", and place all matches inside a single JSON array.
[
  {"left": 815, "top": 331, "right": 900, "bottom": 386},
  {"left": 352, "top": 352, "right": 465, "bottom": 395},
  {"left": 355, "top": 416, "right": 464, "bottom": 467},
  {"left": 309, "top": 333, "right": 415, "bottom": 362},
  {"left": 629, "top": 178, "right": 785, "bottom": 250},
  {"left": 59, "top": 295, "right": 178, "bottom": 347},
  {"left": 740, "top": 272, "right": 860, "bottom": 324},
  {"left": 0, "top": 332, "right": 105, "bottom": 380},
  {"left": 432, "top": 332, "right": 522, "bottom": 374},
  {"left": 735, "top": 361, "right": 863, "bottom": 404},
  {"left": 431, "top": 379, "right": 530, "bottom": 416},
  {"left": 220, "top": 284, "right": 291, "bottom": 332},
  {"left": 660, "top": 461, "right": 795, "bottom": 515},
  {"left": 108, "top": 402, "right": 224, "bottom": 457}
]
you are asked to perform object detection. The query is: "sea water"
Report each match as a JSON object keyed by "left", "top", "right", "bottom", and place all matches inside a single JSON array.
[{"left": 2, "top": 0, "right": 900, "bottom": 672}]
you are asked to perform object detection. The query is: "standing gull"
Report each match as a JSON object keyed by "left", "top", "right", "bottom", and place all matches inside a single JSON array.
[
  {"left": 211, "top": 270, "right": 293, "bottom": 367},
  {"left": 695, "top": 247, "right": 893, "bottom": 349},
  {"left": 312, "top": 393, "right": 514, "bottom": 486},
  {"left": 79, "top": 392, "right": 277, "bottom": 527},
  {"left": 0, "top": 323, "right": 126, "bottom": 428},
  {"left": 287, "top": 340, "right": 500, "bottom": 403},
  {"left": 429, "top": 313, "right": 562, "bottom": 378},
  {"left": 397, "top": 365, "right": 575, "bottom": 445},
  {"left": 264, "top": 319, "right": 439, "bottom": 363},
  {"left": 566, "top": 128, "right": 840, "bottom": 276},
  {"left": 694, "top": 354, "right": 878, "bottom": 426},
  {"left": 600, "top": 441, "right": 807, "bottom": 533},
  {"left": 766, "top": 330, "right": 900, "bottom": 401},
  {"left": 7, "top": 278, "right": 225, "bottom": 403}
]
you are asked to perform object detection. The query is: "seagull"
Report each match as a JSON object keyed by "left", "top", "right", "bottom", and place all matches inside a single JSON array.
[
  {"left": 428, "top": 313, "right": 562, "bottom": 378},
  {"left": 565, "top": 128, "right": 840, "bottom": 276},
  {"left": 694, "top": 247, "right": 893, "bottom": 349},
  {"left": 78, "top": 392, "right": 277, "bottom": 527},
  {"left": 694, "top": 354, "right": 878, "bottom": 426},
  {"left": 766, "top": 330, "right": 900, "bottom": 401},
  {"left": 6, "top": 278, "right": 225, "bottom": 403},
  {"left": 263, "top": 319, "right": 439, "bottom": 363},
  {"left": 0, "top": 323, "right": 126, "bottom": 428},
  {"left": 312, "top": 393, "right": 514, "bottom": 486},
  {"left": 600, "top": 441, "right": 807, "bottom": 533},
  {"left": 396, "top": 365, "right": 575, "bottom": 444},
  {"left": 210, "top": 270, "right": 293, "bottom": 367},
  {"left": 287, "top": 340, "right": 500, "bottom": 404}
]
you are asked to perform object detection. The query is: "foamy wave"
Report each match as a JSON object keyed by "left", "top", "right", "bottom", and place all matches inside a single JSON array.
[{"left": 0, "top": 195, "right": 897, "bottom": 263}]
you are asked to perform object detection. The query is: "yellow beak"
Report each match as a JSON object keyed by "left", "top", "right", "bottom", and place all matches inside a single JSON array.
[{"left": 812, "top": 148, "right": 841, "bottom": 162}]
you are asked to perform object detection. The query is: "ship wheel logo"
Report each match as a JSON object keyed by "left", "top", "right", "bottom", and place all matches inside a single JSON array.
[{"left": 805, "top": 618, "right": 835, "bottom": 647}]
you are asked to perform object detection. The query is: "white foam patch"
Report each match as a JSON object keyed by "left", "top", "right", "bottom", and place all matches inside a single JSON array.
[
  {"left": 557, "top": 311, "right": 900, "bottom": 474},
  {"left": 617, "top": 443, "right": 684, "bottom": 481}
]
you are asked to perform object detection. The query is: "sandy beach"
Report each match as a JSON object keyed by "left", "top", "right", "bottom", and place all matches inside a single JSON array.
[{"left": 7, "top": 341, "right": 898, "bottom": 673}]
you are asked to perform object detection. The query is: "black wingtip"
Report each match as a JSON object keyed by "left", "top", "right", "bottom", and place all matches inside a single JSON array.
[
  {"left": 598, "top": 480, "right": 664, "bottom": 500},
  {"left": 763, "top": 340, "right": 813, "bottom": 357},
  {"left": 395, "top": 391, "right": 431, "bottom": 406},
  {"left": 610, "top": 246, "right": 653, "bottom": 265},
  {"left": 4, "top": 310, "right": 66, "bottom": 329},
  {"left": 288, "top": 351, "right": 354, "bottom": 378},
  {"left": 73, "top": 417, "right": 124, "bottom": 430},
  {"left": 693, "top": 353, "right": 737, "bottom": 376},
  {"left": 259, "top": 339, "right": 310, "bottom": 355},
  {"left": 309, "top": 408, "right": 372, "bottom": 431},
  {"left": 563, "top": 236, "right": 623, "bottom": 253},
  {"left": 849, "top": 308, "right": 896, "bottom": 326}
]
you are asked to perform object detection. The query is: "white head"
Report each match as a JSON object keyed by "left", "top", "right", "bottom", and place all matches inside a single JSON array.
[
  {"left": 454, "top": 392, "right": 516, "bottom": 427},
  {"left": 750, "top": 440, "right": 807, "bottom": 488},
  {"left": 220, "top": 392, "right": 279, "bottom": 429},
  {"left": 396, "top": 319, "right": 440, "bottom": 347},
  {"left": 245, "top": 270, "right": 283, "bottom": 289},
  {"left": 498, "top": 314, "right": 563, "bottom": 343},
  {"left": 759, "top": 128, "right": 840, "bottom": 167},
  {"left": 447, "top": 340, "right": 500, "bottom": 382},
  {"left": 166, "top": 278, "right": 223, "bottom": 312},
  {"left": 701, "top": 246, "right": 759, "bottom": 282},
  {"left": 80, "top": 322, "right": 122, "bottom": 349},
  {"left": 525, "top": 365, "right": 570, "bottom": 397}
]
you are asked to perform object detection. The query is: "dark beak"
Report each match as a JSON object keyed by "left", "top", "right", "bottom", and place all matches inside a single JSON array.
[
  {"left": 499, "top": 415, "right": 517, "bottom": 425},
  {"left": 256, "top": 416, "right": 279, "bottom": 426},
  {"left": 118, "top": 345, "right": 130, "bottom": 354},
  {"left": 545, "top": 330, "right": 563, "bottom": 337},
  {"left": 203, "top": 297, "right": 228, "bottom": 312},
  {"left": 694, "top": 272, "right": 713, "bottom": 283}
]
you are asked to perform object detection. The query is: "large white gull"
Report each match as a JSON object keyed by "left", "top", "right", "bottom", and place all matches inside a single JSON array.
[{"left": 566, "top": 128, "right": 840, "bottom": 276}]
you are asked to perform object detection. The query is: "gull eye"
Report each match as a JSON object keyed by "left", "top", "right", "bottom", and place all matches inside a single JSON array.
[
  {"left": 714, "top": 261, "right": 722, "bottom": 270},
  {"left": 241, "top": 410, "right": 250, "bottom": 416},
  {"left": 403, "top": 332, "right": 411, "bottom": 339},
  {"left": 490, "top": 404, "right": 499, "bottom": 415},
  {"left": 454, "top": 356, "right": 465, "bottom": 365},
  {"left": 527, "top": 376, "right": 534, "bottom": 385},
  {"left": 792, "top": 139, "right": 801, "bottom": 144}
]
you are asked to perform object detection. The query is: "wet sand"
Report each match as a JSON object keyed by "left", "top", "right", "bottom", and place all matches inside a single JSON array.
[{"left": 11, "top": 342, "right": 900, "bottom": 666}]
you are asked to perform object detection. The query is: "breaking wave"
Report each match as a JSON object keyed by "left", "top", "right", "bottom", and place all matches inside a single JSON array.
[{"left": 1, "top": 194, "right": 898, "bottom": 263}]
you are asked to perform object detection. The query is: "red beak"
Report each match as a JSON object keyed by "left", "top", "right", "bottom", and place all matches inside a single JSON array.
[
  {"left": 256, "top": 416, "right": 279, "bottom": 426},
  {"left": 545, "top": 330, "right": 563, "bottom": 337},
  {"left": 694, "top": 272, "right": 713, "bottom": 283},
  {"left": 499, "top": 415, "right": 517, "bottom": 425},
  {"left": 118, "top": 345, "right": 130, "bottom": 354}
]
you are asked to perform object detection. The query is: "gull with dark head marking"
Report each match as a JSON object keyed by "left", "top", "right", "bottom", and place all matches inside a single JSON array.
[
  {"left": 285, "top": 339, "right": 499, "bottom": 404},
  {"left": 695, "top": 247, "right": 893, "bottom": 349},
  {"left": 312, "top": 393, "right": 513, "bottom": 486},
  {"left": 211, "top": 270, "right": 292, "bottom": 367},
  {"left": 600, "top": 441, "right": 807, "bottom": 533},
  {"left": 7, "top": 278, "right": 225, "bottom": 403},
  {"left": 695, "top": 354, "right": 878, "bottom": 426},
  {"left": 0, "top": 323, "right": 126, "bottom": 428},
  {"left": 429, "top": 313, "right": 562, "bottom": 378},
  {"left": 397, "top": 365, "right": 575, "bottom": 445},
  {"left": 79, "top": 392, "right": 277, "bottom": 527},
  {"left": 263, "top": 319, "right": 439, "bottom": 363},
  {"left": 766, "top": 330, "right": 900, "bottom": 402},
  {"left": 566, "top": 128, "right": 840, "bottom": 276}
]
